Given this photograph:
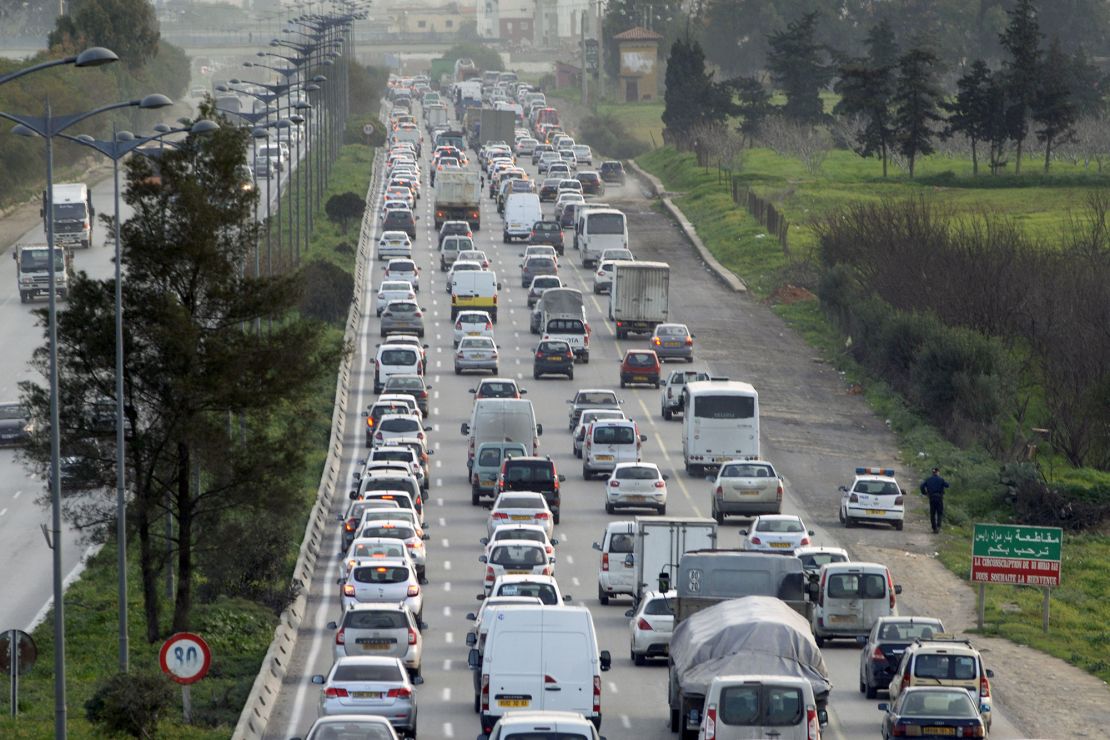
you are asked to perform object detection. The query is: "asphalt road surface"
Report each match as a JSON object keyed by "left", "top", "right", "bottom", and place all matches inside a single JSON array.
[
  {"left": 263, "top": 132, "right": 1028, "bottom": 740},
  {"left": 0, "top": 140, "right": 295, "bottom": 633}
]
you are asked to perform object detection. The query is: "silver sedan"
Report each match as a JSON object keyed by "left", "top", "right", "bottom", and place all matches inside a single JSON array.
[
  {"left": 313, "top": 656, "right": 421, "bottom": 737},
  {"left": 650, "top": 322, "right": 695, "bottom": 361},
  {"left": 380, "top": 301, "right": 425, "bottom": 338},
  {"left": 454, "top": 336, "right": 499, "bottom": 375}
]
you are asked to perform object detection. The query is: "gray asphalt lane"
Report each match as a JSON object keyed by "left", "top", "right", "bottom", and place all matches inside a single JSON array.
[{"left": 263, "top": 138, "right": 1026, "bottom": 740}]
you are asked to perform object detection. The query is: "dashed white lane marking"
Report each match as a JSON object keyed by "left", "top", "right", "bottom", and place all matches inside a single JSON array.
[
  {"left": 443, "top": 581, "right": 452, "bottom": 592},
  {"left": 13, "top": 491, "right": 20, "bottom": 499},
  {"left": 443, "top": 605, "right": 452, "bottom": 617},
  {"left": 444, "top": 560, "right": 452, "bottom": 571},
  {"left": 572, "top": 576, "right": 581, "bottom": 587},
  {"left": 620, "top": 714, "right": 631, "bottom": 728},
  {"left": 565, "top": 555, "right": 574, "bottom": 565},
  {"left": 0, "top": 508, "right": 6, "bottom": 517},
  {"left": 445, "top": 631, "right": 454, "bottom": 644},
  {"left": 442, "top": 687, "right": 452, "bottom": 701},
  {"left": 443, "top": 722, "right": 455, "bottom": 738}
]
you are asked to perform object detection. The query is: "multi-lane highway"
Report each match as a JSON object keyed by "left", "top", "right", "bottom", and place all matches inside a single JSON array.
[
  {"left": 262, "top": 123, "right": 1028, "bottom": 739},
  {"left": 0, "top": 126, "right": 295, "bottom": 633}
]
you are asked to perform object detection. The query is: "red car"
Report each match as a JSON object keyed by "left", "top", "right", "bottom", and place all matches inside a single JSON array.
[{"left": 619, "top": 349, "right": 661, "bottom": 388}]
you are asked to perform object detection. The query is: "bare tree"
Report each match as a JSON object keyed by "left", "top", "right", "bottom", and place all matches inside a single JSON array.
[{"left": 758, "top": 115, "right": 832, "bottom": 174}]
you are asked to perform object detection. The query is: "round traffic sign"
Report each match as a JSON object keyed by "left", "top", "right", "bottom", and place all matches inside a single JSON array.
[
  {"left": 159, "top": 632, "right": 212, "bottom": 685},
  {"left": 0, "top": 629, "right": 37, "bottom": 675}
]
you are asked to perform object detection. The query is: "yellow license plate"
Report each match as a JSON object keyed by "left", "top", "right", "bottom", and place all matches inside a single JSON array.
[
  {"left": 770, "top": 542, "right": 792, "bottom": 548},
  {"left": 596, "top": 455, "right": 613, "bottom": 461},
  {"left": 361, "top": 643, "right": 390, "bottom": 651},
  {"left": 511, "top": 515, "right": 531, "bottom": 521},
  {"left": 352, "top": 691, "right": 383, "bottom": 699},
  {"left": 866, "top": 509, "right": 887, "bottom": 515},
  {"left": 498, "top": 699, "right": 530, "bottom": 708},
  {"left": 737, "top": 489, "right": 760, "bottom": 496},
  {"left": 829, "top": 614, "right": 856, "bottom": 623},
  {"left": 467, "top": 331, "right": 480, "bottom": 335},
  {"left": 507, "top": 570, "right": 530, "bottom": 574},
  {"left": 632, "top": 375, "right": 648, "bottom": 381},
  {"left": 664, "top": 342, "right": 681, "bottom": 347},
  {"left": 924, "top": 729, "right": 956, "bottom": 736}
]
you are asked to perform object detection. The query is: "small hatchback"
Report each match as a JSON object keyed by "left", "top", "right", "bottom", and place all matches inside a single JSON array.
[
  {"left": 740, "top": 515, "right": 813, "bottom": 553},
  {"left": 886, "top": 637, "right": 993, "bottom": 731},
  {"left": 479, "top": 539, "right": 555, "bottom": 594},
  {"left": 619, "top": 349, "right": 662, "bottom": 388},
  {"left": 379, "top": 301, "right": 425, "bottom": 339},
  {"left": 520, "top": 255, "right": 558, "bottom": 287},
  {"left": 627, "top": 589, "right": 676, "bottom": 664},
  {"left": 533, "top": 339, "right": 574, "bottom": 380},
  {"left": 383, "top": 259, "right": 420, "bottom": 292},
  {"left": 605, "top": 462, "right": 668, "bottom": 515},
  {"left": 328, "top": 603, "right": 423, "bottom": 677},
  {"left": 528, "top": 220, "right": 564, "bottom": 254},
  {"left": 487, "top": 491, "right": 554, "bottom": 539},
  {"left": 527, "top": 275, "right": 562, "bottom": 308},
  {"left": 338, "top": 559, "right": 424, "bottom": 624},
  {"left": 453, "top": 310, "right": 495, "bottom": 347}
]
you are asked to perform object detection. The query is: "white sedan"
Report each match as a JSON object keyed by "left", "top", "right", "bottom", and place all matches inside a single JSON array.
[
  {"left": 740, "top": 514, "right": 814, "bottom": 552},
  {"left": 487, "top": 492, "right": 553, "bottom": 539},
  {"left": 604, "top": 462, "right": 668, "bottom": 515},
  {"left": 375, "top": 280, "right": 416, "bottom": 317},
  {"left": 453, "top": 310, "right": 495, "bottom": 347},
  {"left": 376, "top": 231, "right": 413, "bottom": 261},
  {"left": 628, "top": 589, "right": 675, "bottom": 665}
]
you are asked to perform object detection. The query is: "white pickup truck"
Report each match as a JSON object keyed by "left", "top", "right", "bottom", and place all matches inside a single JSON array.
[{"left": 533, "top": 288, "right": 590, "bottom": 362}]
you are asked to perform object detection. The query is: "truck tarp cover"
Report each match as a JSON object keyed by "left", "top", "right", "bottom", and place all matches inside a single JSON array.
[
  {"left": 541, "top": 288, "right": 583, "bottom": 316},
  {"left": 670, "top": 596, "right": 830, "bottom": 698}
]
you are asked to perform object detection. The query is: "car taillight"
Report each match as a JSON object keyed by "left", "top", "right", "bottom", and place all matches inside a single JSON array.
[
  {"left": 485, "top": 566, "right": 495, "bottom": 583},
  {"left": 714, "top": 486, "right": 723, "bottom": 498},
  {"left": 485, "top": 321, "right": 493, "bottom": 330},
  {"left": 407, "top": 585, "right": 420, "bottom": 597},
  {"left": 637, "top": 618, "right": 653, "bottom": 631},
  {"left": 849, "top": 493, "right": 859, "bottom": 503},
  {"left": 777, "top": 482, "right": 784, "bottom": 500},
  {"left": 419, "top": 390, "right": 428, "bottom": 398},
  {"left": 344, "top": 518, "right": 357, "bottom": 532},
  {"left": 654, "top": 480, "right": 666, "bottom": 488},
  {"left": 807, "top": 707, "right": 819, "bottom": 740},
  {"left": 609, "top": 480, "right": 620, "bottom": 487},
  {"left": 800, "top": 537, "right": 810, "bottom": 546},
  {"left": 414, "top": 311, "right": 422, "bottom": 317},
  {"left": 592, "top": 675, "right": 601, "bottom": 714},
  {"left": 685, "top": 336, "right": 693, "bottom": 345},
  {"left": 895, "top": 495, "right": 904, "bottom": 505},
  {"left": 481, "top": 674, "right": 489, "bottom": 712},
  {"left": 387, "top": 687, "right": 412, "bottom": 699},
  {"left": 416, "top": 432, "right": 425, "bottom": 440},
  {"left": 408, "top": 628, "right": 418, "bottom": 646},
  {"left": 324, "top": 687, "right": 349, "bottom": 698},
  {"left": 535, "top": 351, "right": 544, "bottom": 359},
  {"left": 335, "top": 628, "right": 345, "bottom": 645},
  {"left": 492, "top": 511, "right": 508, "bottom": 520},
  {"left": 750, "top": 536, "right": 762, "bottom": 545},
  {"left": 342, "top": 584, "right": 355, "bottom": 597},
  {"left": 535, "top": 512, "right": 550, "bottom": 520},
  {"left": 818, "top": 569, "right": 827, "bottom": 607},
  {"left": 375, "top": 432, "right": 383, "bottom": 441},
  {"left": 652, "top": 337, "right": 661, "bottom": 345},
  {"left": 979, "top": 671, "right": 991, "bottom": 698}
]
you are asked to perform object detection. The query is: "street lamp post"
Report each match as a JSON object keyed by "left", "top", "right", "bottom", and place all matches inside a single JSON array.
[{"left": 3, "top": 88, "right": 175, "bottom": 739}]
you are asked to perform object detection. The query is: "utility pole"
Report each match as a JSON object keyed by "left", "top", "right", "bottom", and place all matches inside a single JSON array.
[
  {"left": 596, "top": 0, "right": 604, "bottom": 102},
  {"left": 580, "top": 10, "right": 588, "bottom": 105}
]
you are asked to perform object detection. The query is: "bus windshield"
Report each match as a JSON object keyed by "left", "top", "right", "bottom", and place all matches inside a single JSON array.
[
  {"left": 586, "top": 213, "right": 624, "bottom": 234},
  {"left": 692, "top": 395, "right": 755, "bottom": 419}
]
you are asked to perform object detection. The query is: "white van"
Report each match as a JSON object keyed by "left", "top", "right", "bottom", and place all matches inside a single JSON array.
[
  {"left": 592, "top": 521, "right": 635, "bottom": 604},
  {"left": 473, "top": 605, "right": 612, "bottom": 735},
  {"left": 451, "top": 270, "right": 501, "bottom": 321},
  {"left": 698, "top": 674, "right": 821, "bottom": 740},
  {"left": 503, "top": 192, "right": 542, "bottom": 243},
  {"left": 373, "top": 344, "right": 422, "bottom": 393},
  {"left": 461, "top": 398, "right": 542, "bottom": 472},
  {"left": 810, "top": 561, "right": 901, "bottom": 646},
  {"left": 577, "top": 208, "right": 628, "bottom": 267},
  {"left": 582, "top": 419, "right": 645, "bottom": 480}
]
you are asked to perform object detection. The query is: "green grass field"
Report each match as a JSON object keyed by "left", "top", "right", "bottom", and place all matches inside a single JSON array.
[
  {"left": 0, "top": 140, "right": 374, "bottom": 738},
  {"left": 637, "top": 142, "right": 1110, "bottom": 685}
]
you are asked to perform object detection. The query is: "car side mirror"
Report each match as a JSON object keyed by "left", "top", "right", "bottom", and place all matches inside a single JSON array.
[
  {"left": 856, "top": 635, "right": 868, "bottom": 646},
  {"left": 806, "top": 581, "right": 819, "bottom": 598},
  {"left": 427, "top": 449, "right": 434, "bottom": 455},
  {"left": 550, "top": 538, "right": 559, "bottom": 546},
  {"left": 467, "top": 648, "right": 481, "bottom": 669},
  {"left": 558, "top": 474, "right": 566, "bottom": 482},
  {"left": 536, "top": 423, "right": 543, "bottom": 436},
  {"left": 335, "top": 513, "right": 344, "bottom": 522},
  {"left": 592, "top": 542, "right": 601, "bottom": 551},
  {"left": 412, "top": 675, "right": 424, "bottom": 685},
  {"left": 466, "top": 612, "right": 477, "bottom": 621},
  {"left": 311, "top": 674, "right": 325, "bottom": 685},
  {"left": 479, "top": 537, "right": 489, "bottom": 545},
  {"left": 562, "top": 594, "right": 572, "bottom": 603},
  {"left": 360, "top": 410, "right": 369, "bottom": 417},
  {"left": 662, "top": 474, "right": 670, "bottom": 481},
  {"left": 466, "top": 632, "right": 477, "bottom": 647},
  {"left": 640, "top": 434, "right": 647, "bottom": 442},
  {"left": 549, "top": 556, "right": 556, "bottom": 564},
  {"left": 478, "top": 555, "right": 487, "bottom": 563},
  {"left": 348, "top": 490, "right": 358, "bottom": 500},
  {"left": 423, "top": 425, "right": 432, "bottom": 432},
  {"left": 520, "top": 388, "right": 527, "bottom": 394},
  {"left": 460, "top": 423, "right": 470, "bottom": 435},
  {"left": 740, "top": 529, "right": 748, "bottom": 536},
  {"left": 327, "top": 621, "right": 338, "bottom": 629},
  {"left": 986, "top": 668, "right": 994, "bottom": 678},
  {"left": 468, "top": 388, "right": 476, "bottom": 393},
  {"left": 808, "top": 530, "right": 815, "bottom": 536},
  {"left": 599, "top": 650, "right": 612, "bottom": 672},
  {"left": 476, "top": 593, "right": 486, "bottom": 601},
  {"left": 705, "top": 475, "right": 715, "bottom": 482},
  {"left": 624, "top": 609, "right": 634, "bottom": 618},
  {"left": 894, "top": 584, "right": 903, "bottom": 595},
  {"left": 877, "top": 703, "right": 888, "bottom": 712},
  {"left": 422, "top": 534, "right": 430, "bottom": 541},
  {"left": 838, "top": 485, "right": 847, "bottom": 492}
]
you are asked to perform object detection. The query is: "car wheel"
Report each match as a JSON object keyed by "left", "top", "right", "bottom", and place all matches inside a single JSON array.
[
  {"left": 599, "top": 585, "right": 609, "bottom": 605},
  {"left": 619, "top": 380, "right": 626, "bottom": 388},
  {"left": 553, "top": 512, "right": 560, "bottom": 524},
  {"left": 605, "top": 502, "right": 614, "bottom": 514},
  {"left": 865, "top": 681, "right": 877, "bottom": 699},
  {"left": 895, "top": 520, "right": 904, "bottom": 531},
  {"left": 654, "top": 381, "right": 660, "bottom": 389},
  {"left": 583, "top": 466, "right": 591, "bottom": 480},
  {"left": 454, "top": 367, "right": 461, "bottom": 375},
  {"left": 713, "top": 507, "right": 724, "bottom": 524},
  {"left": 533, "top": 370, "right": 541, "bottom": 379},
  {"left": 859, "top": 677, "right": 866, "bottom": 694},
  {"left": 581, "top": 353, "right": 589, "bottom": 364},
  {"left": 815, "top": 635, "right": 825, "bottom": 647},
  {"left": 633, "top": 651, "right": 646, "bottom": 667},
  {"left": 567, "top": 369, "right": 574, "bottom": 380},
  {"left": 686, "top": 356, "right": 694, "bottom": 363},
  {"left": 658, "top": 504, "right": 667, "bottom": 516}
]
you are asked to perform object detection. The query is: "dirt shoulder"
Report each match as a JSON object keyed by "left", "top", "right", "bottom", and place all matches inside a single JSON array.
[{"left": 553, "top": 96, "right": 1110, "bottom": 738}]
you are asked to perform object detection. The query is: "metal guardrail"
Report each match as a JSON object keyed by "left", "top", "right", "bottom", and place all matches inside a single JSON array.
[{"left": 231, "top": 147, "right": 382, "bottom": 740}]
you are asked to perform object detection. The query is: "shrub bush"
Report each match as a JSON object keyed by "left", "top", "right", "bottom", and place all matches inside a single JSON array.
[
  {"left": 579, "top": 113, "right": 648, "bottom": 160},
  {"left": 85, "top": 671, "right": 175, "bottom": 738},
  {"left": 298, "top": 259, "right": 355, "bottom": 324}
]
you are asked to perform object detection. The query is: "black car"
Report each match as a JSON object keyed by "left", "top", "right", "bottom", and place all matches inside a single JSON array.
[
  {"left": 599, "top": 160, "right": 626, "bottom": 184},
  {"left": 528, "top": 220, "right": 564, "bottom": 254},
  {"left": 860, "top": 617, "right": 946, "bottom": 698},
  {"left": 437, "top": 220, "right": 472, "bottom": 247},
  {"left": 533, "top": 340, "right": 574, "bottom": 380},
  {"left": 575, "top": 171, "right": 603, "bottom": 196},
  {"left": 496, "top": 455, "right": 566, "bottom": 523},
  {"left": 382, "top": 209, "right": 416, "bottom": 239},
  {"left": 538, "top": 178, "right": 561, "bottom": 202},
  {"left": 0, "top": 403, "right": 31, "bottom": 447}
]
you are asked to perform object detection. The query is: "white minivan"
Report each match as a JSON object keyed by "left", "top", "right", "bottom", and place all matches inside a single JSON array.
[
  {"left": 698, "top": 674, "right": 821, "bottom": 740},
  {"left": 810, "top": 561, "right": 901, "bottom": 646},
  {"left": 582, "top": 419, "right": 646, "bottom": 480},
  {"left": 503, "top": 192, "right": 542, "bottom": 243},
  {"left": 592, "top": 520, "right": 635, "bottom": 604},
  {"left": 473, "top": 605, "right": 612, "bottom": 735}
]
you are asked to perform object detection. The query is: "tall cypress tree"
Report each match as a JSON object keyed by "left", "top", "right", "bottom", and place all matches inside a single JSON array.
[
  {"left": 1032, "top": 38, "right": 1079, "bottom": 172},
  {"left": 766, "top": 11, "right": 833, "bottom": 124},
  {"left": 662, "top": 37, "right": 735, "bottom": 146},
  {"left": 892, "top": 45, "right": 944, "bottom": 178},
  {"left": 833, "top": 21, "right": 899, "bottom": 176},
  {"left": 944, "top": 60, "right": 995, "bottom": 176},
  {"left": 999, "top": 0, "right": 1043, "bottom": 174}
]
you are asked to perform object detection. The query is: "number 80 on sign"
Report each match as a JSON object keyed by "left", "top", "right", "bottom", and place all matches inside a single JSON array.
[{"left": 159, "top": 632, "right": 212, "bottom": 685}]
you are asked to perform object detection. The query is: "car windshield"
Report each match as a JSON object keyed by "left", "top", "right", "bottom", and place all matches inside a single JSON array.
[
  {"left": 912, "top": 654, "right": 978, "bottom": 681},
  {"left": 644, "top": 597, "right": 675, "bottom": 616},
  {"left": 586, "top": 213, "right": 625, "bottom": 234},
  {"left": 0, "top": 404, "right": 26, "bottom": 419},
  {"left": 332, "top": 663, "right": 404, "bottom": 682},
  {"left": 308, "top": 719, "right": 397, "bottom": 739},
  {"left": 344, "top": 610, "right": 408, "bottom": 629},
  {"left": 460, "top": 338, "right": 494, "bottom": 349},
  {"left": 656, "top": 325, "right": 688, "bottom": 337},
  {"left": 381, "top": 282, "right": 411, "bottom": 292},
  {"left": 577, "top": 392, "right": 617, "bottom": 406},
  {"left": 490, "top": 544, "right": 547, "bottom": 567},
  {"left": 539, "top": 342, "right": 570, "bottom": 353},
  {"left": 352, "top": 566, "right": 409, "bottom": 584},
  {"left": 615, "top": 466, "right": 657, "bottom": 480},
  {"left": 351, "top": 542, "right": 406, "bottom": 559},
  {"left": 389, "top": 261, "right": 416, "bottom": 272},
  {"left": 756, "top": 518, "right": 804, "bottom": 533},
  {"left": 496, "top": 583, "right": 559, "bottom": 605},
  {"left": 828, "top": 572, "right": 887, "bottom": 599},
  {"left": 797, "top": 551, "right": 847, "bottom": 570},
  {"left": 378, "top": 417, "right": 420, "bottom": 434},
  {"left": 626, "top": 353, "right": 656, "bottom": 367},
  {"left": 721, "top": 463, "right": 775, "bottom": 478},
  {"left": 878, "top": 621, "right": 944, "bottom": 641},
  {"left": 608, "top": 533, "right": 634, "bottom": 553},
  {"left": 854, "top": 480, "right": 900, "bottom": 495},
  {"left": 498, "top": 496, "right": 543, "bottom": 509},
  {"left": 526, "top": 258, "right": 555, "bottom": 269},
  {"left": 504, "top": 462, "right": 554, "bottom": 483},
  {"left": 593, "top": 426, "right": 635, "bottom": 444},
  {"left": 380, "top": 349, "right": 417, "bottom": 365},
  {"left": 898, "top": 690, "right": 978, "bottom": 718},
  {"left": 533, "top": 278, "right": 561, "bottom": 289},
  {"left": 459, "top": 314, "right": 489, "bottom": 325},
  {"left": 478, "top": 382, "right": 516, "bottom": 397},
  {"left": 495, "top": 528, "right": 544, "bottom": 544},
  {"left": 385, "top": 377, "right": 423, "bottom": 390},
  {"left": 547, "top": 319, "right": 584, "bottom": 333},
  {"left": 363, "top": 525, "right": 415, "bottom": 539},
  {"left": 478, "top": 448, "right": 504, "bottom": 467}
]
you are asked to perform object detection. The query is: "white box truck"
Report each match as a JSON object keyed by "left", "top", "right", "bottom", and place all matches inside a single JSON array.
[
  {"left": 609, "top": 260, "right": 670, "bottom": 338},
  {"left": 14, "top": 243, "right": 72, "bottom": 303},
  {"left": 42, "top": 183, "right": 93, "bottom": 249},
  {"left": 631, "top": 516, "right": 717, "bottom": 604}
]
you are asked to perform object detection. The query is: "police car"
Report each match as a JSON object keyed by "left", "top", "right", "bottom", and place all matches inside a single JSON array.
[{"left": 838, "top": 467, "right": 906, "bottom": 531}]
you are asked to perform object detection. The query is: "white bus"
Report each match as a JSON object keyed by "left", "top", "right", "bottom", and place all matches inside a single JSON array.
[{"left": 681, "top": 380, "right": 760, "bottom": 475}]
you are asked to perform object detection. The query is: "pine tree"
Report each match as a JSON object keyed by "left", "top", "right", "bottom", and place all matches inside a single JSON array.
[
  {"left": 732, "top": 76, "right": 772, "bottom": 148},
  {"left": 1032, "top": 38, "right": 1079, "bottom": 172},
  {"left": 662, "top": 37, "right": 735, "bottom": 147},
  {"left": 766, "top": 11, "right": 833, "bottom": 124},
  {"left": 944, "top": 60, "right": 994, "bottom": 176},
  {"left": 999, "top": 0, "right": 1043, "bottom": 174},
  {"left": 892, "top": 46, "right": 944, "bottom": 178},
  {"left": 833, "top": 21, "right": 898, "bottom": 176}
]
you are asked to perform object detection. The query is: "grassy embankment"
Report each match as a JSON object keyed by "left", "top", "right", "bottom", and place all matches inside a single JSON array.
[
  {"left": 635, "top": 141, "right": 1110, "bottom": 682},
  {"left": 0, "top": 141, "right": 375, "bottom": 737}
]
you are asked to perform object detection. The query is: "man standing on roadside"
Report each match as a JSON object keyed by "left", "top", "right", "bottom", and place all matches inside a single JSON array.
[{"left": 919, "top": 468, "right": 949, "bottom": 533}]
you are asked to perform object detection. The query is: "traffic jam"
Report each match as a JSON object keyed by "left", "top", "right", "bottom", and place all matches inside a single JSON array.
[{"left": 294, "top": 71, "right": 998, "bottom": 740}]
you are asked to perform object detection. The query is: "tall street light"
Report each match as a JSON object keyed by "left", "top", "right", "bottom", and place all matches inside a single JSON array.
[
  {"left": 59, "top": 116, "right": 216, "bottom": 673},
  {"left": 3, "top": 89, "right": 174, "bottom": 739},
  {"left": 0, "top": 46, "right": 118, "bottom": 86}
]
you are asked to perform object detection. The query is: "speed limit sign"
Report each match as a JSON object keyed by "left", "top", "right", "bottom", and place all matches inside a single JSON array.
[{"left": 159, "top": 632, "right": 211, "bottom": 685}]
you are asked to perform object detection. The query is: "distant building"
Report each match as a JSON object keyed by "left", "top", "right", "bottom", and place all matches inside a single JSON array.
[
  {"left": 478, "top": 0, "right": 535, "bottom": 44},
  {"left": 613, "top": 26, "right": 662, "bottom": 102},
  {"left": 554, "top": 60, "right": 581, "bottom": 89},
  {"left": 390, "top": 2, "right": 476, "bottom": 35},
  {"left": 534, "top": 0, "right": 598, "bottom": 47}
]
